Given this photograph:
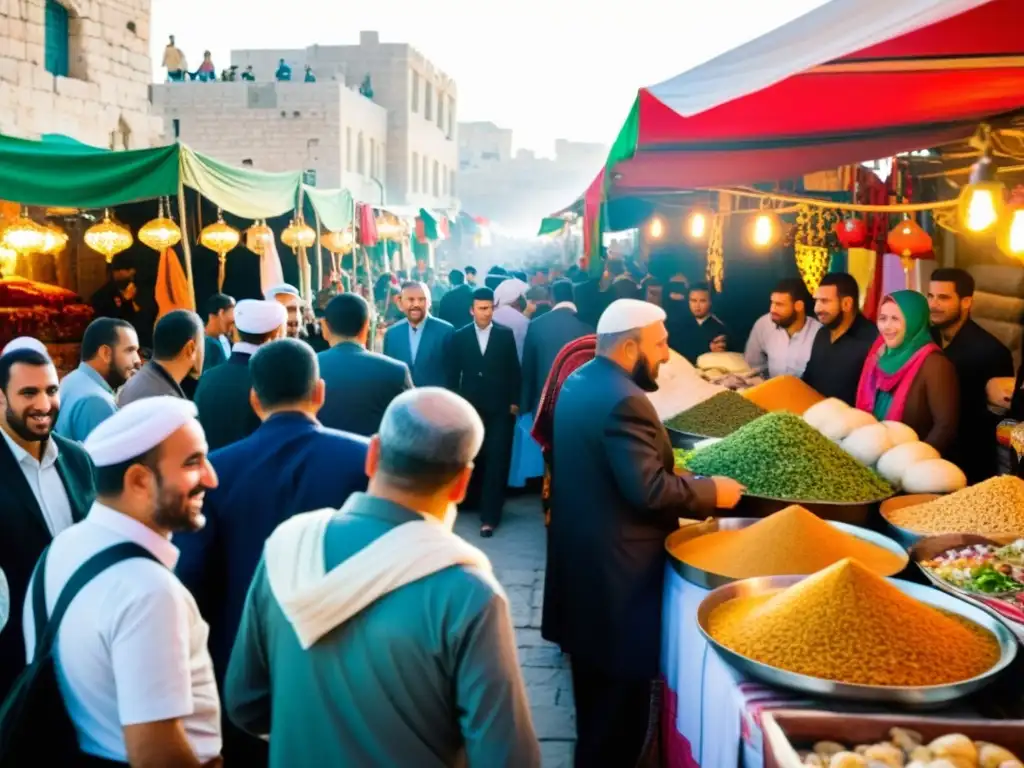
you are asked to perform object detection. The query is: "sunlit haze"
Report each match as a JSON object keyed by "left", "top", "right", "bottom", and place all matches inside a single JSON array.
[{"left": 152, "top": 0, "right": 830, "bottom": 155}]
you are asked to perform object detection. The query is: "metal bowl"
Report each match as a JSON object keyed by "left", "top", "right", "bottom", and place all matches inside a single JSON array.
[
  {"left": 719, "top": 493, "right": 890, "bottom": 525},
  {"left": 696, "top": 574, "right": 1018, "bottom": 706},
  {"left": 878, "top": 494, "right": 940, "bottom": 548},
  {"left": 911, "top": 533, "right": 1024, "bottom": 600},
  {"left": 665, "top": 517, "right": 908, "bottom": 590},
  {"left": 667, "top": 427, "right": 705, "bottom": 450}
]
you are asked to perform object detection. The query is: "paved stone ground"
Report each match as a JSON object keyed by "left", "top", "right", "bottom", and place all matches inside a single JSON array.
[{"left": 455, "top": 495, "right": 575, "bottom": 768}]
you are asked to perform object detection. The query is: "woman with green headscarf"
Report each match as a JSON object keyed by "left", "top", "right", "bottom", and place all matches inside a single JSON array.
[{"left": 855, "top": 290, "right": 960, "bottom": 452}]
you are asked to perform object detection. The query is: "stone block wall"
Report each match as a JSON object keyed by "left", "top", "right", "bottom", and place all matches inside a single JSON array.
[{"left": 0, "top": 0, "right": 162, "bottom": 147}]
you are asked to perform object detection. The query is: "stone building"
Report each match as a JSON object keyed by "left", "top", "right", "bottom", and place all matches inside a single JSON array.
[
  {"left": 230, "top": 31, "right": 459, "bottom": 210},
  {"left": 150, "top": 81, "right": 388, "bottom": 203},
  {"left": 459, "top": 121, "right": 514, "bottom": 170},
  {"left": 0, "top": 0, "right": 162, "bottom": 147}
]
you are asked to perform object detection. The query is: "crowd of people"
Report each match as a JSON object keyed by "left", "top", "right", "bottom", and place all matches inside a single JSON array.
[{"left": 1, "top": 250, "right": 1022, "bottom": 767}]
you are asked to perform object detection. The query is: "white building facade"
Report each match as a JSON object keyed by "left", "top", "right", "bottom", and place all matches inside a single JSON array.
[
  {"left": 0, "top": 0, "right": 162, "bottom": 147},
  {"left": 459, "top": 121, "right": 514, "bottom": 170}
]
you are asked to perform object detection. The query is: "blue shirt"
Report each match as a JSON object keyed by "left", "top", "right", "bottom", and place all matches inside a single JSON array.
[
  {"left": 408, "top": 322, "right": 423, "bottom": 365},
  {"left": 55, "top": 363, "right": 117, "bottom": 442}
]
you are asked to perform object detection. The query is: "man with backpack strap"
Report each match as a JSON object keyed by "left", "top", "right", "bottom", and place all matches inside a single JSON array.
[{"left": 19, "top": 397, "right": 222, "bottom": 767}]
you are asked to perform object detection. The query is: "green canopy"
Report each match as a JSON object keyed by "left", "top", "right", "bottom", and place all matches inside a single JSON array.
[
  {"left": 537, "top": 217, "right": 567, "bottom": 236},
  {"left": 0, "top": 135, "right": 353, "bottom": 231}
]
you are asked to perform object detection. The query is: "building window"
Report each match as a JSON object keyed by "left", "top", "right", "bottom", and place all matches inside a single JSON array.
[
  {"left": 412, "top": 152, "right": 420, "bottom": 193},
  {"left": 424, "top": 82, "right": 433, "bottom": 121},
  {"left": 411, "top": 72, "right": 420, "bottom": 113},
  {"left": 345, "top": 127, "right": 352, "bottom": 171},
  {"left": 422, "top": 156, "right": 429, "bottom": 194},
  {"left": 357, "top": 132, "right": 365, "bottom": 174},
  {"left": 369, "top": 138, "right": 376, "bottom": 176},
  {"left": 45, "top": 0, "right": 70, "bottom": 78},
  {"left": 432, "top": 160, "right": 439, "bottom": 197},
  {"left": 447, "top": 97, "right": 455, "bottom": 139},
  {"left": 437, "top": 93, "right": 444, "bottom": 130},
  {"left": 441, "top": 164, "right": 447, "bottom": 196},
  {"left": 449, "top": 169, "right": 456, "bottom": 196}
]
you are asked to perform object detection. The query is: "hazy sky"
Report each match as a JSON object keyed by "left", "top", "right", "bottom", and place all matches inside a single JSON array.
[{"left": 151, "top": 0, "right": 828, "bottom": 155}]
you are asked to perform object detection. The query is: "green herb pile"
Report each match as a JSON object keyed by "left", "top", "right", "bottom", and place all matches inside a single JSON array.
[
  {"left": 664, "top": 391, "right": 767, "bottom": 438},
  {"left": 679, "top": 412, "right": 894, "bottom": 503}
]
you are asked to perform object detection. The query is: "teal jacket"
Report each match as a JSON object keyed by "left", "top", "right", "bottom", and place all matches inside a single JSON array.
[{"left": 225, "top": 494, "right": 540, "bottom": 767}]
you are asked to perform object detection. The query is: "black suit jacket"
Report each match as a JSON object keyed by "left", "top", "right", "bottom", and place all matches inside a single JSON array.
[
  {"left": 317, "top": 342, "right": 413, "bottom": 436},
  {"left": 0, "top": 433, "right": 95, "bottom": 698},
  {"left": 203, "top": 335, "right": 229, "bottom": 371},
  {"left": 520, "top": 306, "right": 593, "bottom": 414},
  {"left": 437, "top": 283, "right": 474, "bottom": 330},
  {"left": 543, "top": 356, "right": 716, "bottom": 679},
  {"left": 194, "top": 351, "right": 260, "bottom": 451},
  {"left": 449, "top": 323, "right": 520, "bottom": 417}
]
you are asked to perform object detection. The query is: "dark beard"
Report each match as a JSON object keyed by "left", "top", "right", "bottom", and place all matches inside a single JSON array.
[
  {"left": 151, "top": 471, "right": 207, "bottom": 533},
  {"left": 631, "top": 356, "right": 659, "bottom": 393},
  {"left": 824, "top": 313, "right": 845, "bottom": 331},
  {"left": 932, "top": 307, "right": 962, "bottom": 331},
  {"left": 6, "top": 403, "right": 58, "bottom": 442},
  {"left": 774, "top": 313, "right": 796, "bottom": 330}
]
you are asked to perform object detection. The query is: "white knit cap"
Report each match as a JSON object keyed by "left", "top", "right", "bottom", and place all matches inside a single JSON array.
[
  {"left": 596, "top": 299, "right": 666, "bottom": 335},
  {"left": 1, "top": 337, "right": 49, "bottom": 358},
  {"left": 84, "top": 396, "right": 198, "bottom": 467},
  {"left": 265, "top": 283, "right": 299, "bottom": 299},
  {"left": 494, "top": 278, "right": 529, "bottom": 307},
  {"left": 234, "top": 299, "right": 288, "bottom": 334}
]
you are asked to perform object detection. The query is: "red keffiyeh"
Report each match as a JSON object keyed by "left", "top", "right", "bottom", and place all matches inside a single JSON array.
[{"left": 531, "top": 334, "right": 597, "bottom": 456}]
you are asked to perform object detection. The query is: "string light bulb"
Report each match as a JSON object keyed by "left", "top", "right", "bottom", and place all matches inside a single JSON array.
[
  {"left": 751, "top": 212, "right": 778, "bottom": 248},
  {"left": 687, "top": 211, "right": 707, "bottom": 240},
  {"left": 647, "top": 216, "right": 664, "bottom": 240},
  {"left": 959, "top": 140, "right": 1005, "bottom": 235},
  {"left": 996, "top": 202, "right": 1024, "bottom": 259}
]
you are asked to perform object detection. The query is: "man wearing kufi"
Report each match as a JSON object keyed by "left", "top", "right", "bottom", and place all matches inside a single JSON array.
[
  {"left": 23, "top": 396, "right": 222, "bottom": 765},
  {"left": 545, "top": 299, "right": 744, "bottom": 767},
  {"left": 195, "top": 299, "right": 286, "bottom": 451}
]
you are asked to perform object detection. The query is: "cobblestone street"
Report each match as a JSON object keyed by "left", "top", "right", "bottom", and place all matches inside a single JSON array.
[{"left": 455, "top": 495, "right": 575, "bottom": 767}]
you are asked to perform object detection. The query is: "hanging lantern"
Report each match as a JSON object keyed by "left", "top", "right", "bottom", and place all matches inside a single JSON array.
[
  {"left": 958, "top": 142, "right": 1005, "bottom": 235},
  {"left": 321, "top": 229, "right": 354, "bottom": 254},
  {"left": 647, "top": 215, "right": 664, "bottom": 240},
  {"left": 886, "top": 217, "right": 933, "bottom": 274},
  {"left": 200, "top": 210, "right": 240, "bottom": 291},
  {"left": 0, "top": 245, "right": 15, "bottom": 275},
  {"left": 84, "top": 209, "right": 133, "bottom": 262},
  {"left": 1, "top": 209, "right": 47, "bottom": 254},
  {"left": 834, "top": 217, "right": 868, "bottom": 249},
  {"left": 40, "top": 224, "right": 68, "bottom": 255},
  {"left": 686, "top": 211, "right": 708, "bottom": 240},
  {"left": 750, "top": 212, "right": 780, "bottom": 248},
  {"left": 246, "top": 220, "right": 274, "bottom": 255},
  {"left": 138, "top": 198, "right": 181, "bottom": 252},
  {"left": 996, "top": 195, "right": 1024, "bottom": 260},
  {"left": 281, "top": 215, "right": 316, "bottom": 251}
]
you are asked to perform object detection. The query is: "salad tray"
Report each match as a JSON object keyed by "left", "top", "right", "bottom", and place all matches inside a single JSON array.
[
  {"left": 696, "top": 575, "right": 1018, "bottom": 706},
  {"left": 665, "top": 517, "right": 907, "bottom": 590},
  {"left": 909, "top": 534, "right": 1024, "bottom": 639}
]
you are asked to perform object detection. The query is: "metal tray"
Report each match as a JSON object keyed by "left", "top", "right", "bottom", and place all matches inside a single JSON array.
[
  {"left": 879, "top": 494, "right": 940, "bottom": 548},
  {"left": 696, "top": 574, "right": 1018, "bottom": 706},
  {"left": 667, "top": 427, "right": 704, "bottom": 450},
  {"left": 665, "top": 517, "right": 908, "bottom": 590},
  {"left": 720, "top": 493, "right": 889, "bottom": 525}
]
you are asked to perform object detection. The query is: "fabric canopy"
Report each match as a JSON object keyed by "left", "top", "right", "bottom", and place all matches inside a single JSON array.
[
  {"left": 0, "top": 135, "right": 355, "bottom": 230},
  {"left": 606, "top": 0, "right": 1024, "bottom": 195}
]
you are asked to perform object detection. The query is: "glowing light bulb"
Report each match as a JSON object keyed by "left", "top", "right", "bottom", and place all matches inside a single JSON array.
[
  {"left": 1008, "top": 209, "right": 1024, "bottom": 255},
  {"left": 752, "top": 214, "right": 775, "bottom": 247},
  {"left": 965, "top": 188, "right": 998, "bottom": 233},
  {"left": 688, "top": 212, "right": 706, "bottom": 239},
  {"left": 648, "top": 216, "right": 664, "bottom": 239}
]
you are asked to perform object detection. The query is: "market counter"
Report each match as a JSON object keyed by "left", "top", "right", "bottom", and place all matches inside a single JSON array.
[{"left": 658, "top": 563, "right": 1002, "bottom": 768}]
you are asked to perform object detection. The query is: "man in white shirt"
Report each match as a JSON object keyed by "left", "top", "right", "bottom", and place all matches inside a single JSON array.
[
  {"left": 744, "top": 277, "right": 821, "bottom": 379},
  {"left": 24, "top": 396, "right": 223, "bottom": 767},
  {"left": 0, "top": 347, "right": 95, "bottom": 700}
]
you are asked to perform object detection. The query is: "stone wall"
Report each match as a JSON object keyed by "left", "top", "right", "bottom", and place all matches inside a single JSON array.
[
  {"left": 0, "top": 0, "right": 162, "bottom": 147},
  {"left": 151, "top": 81, "right": 388, "bottom": 200}
]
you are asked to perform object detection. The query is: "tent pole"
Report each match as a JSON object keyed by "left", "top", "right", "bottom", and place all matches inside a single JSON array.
[
  {"left": 176, "top": 179, "right": 196, "bottom": 309},
  {"left": 314, "top": 208, "right": 323, "bottom": 300}
]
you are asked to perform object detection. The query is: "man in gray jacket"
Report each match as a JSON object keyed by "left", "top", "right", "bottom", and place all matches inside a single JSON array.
[{"left": 225, "top": 387, "right": 540, "bottom": 767}]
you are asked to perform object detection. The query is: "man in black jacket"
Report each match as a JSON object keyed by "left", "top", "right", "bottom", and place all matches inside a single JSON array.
[
  {"left": 0, "top": 348, "right": 96, "bottom": 699},
  {"left": 448, "top": 287, "right": 520, "bottom": 537},
  {"left": 437, "top": 269, "right": 474, "bottom": 330},
  {"left": 545, "top": 299, "right": 742, "bottom": 768},
  {"left": 317, "top": 293, "right": 413, "bottom": 437},
  {"left": 195, "top": 299, "right": 286, "bottom": 451},
  {"left": 520, "top": 279, "right": 593, "bottom": 415}
]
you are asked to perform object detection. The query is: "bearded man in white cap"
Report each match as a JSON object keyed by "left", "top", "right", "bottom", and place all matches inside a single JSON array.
[
  {"left": 1, "top": 336, "right": 50, "bottom": 358},
  {"left": 544, "top": 298, "right": 744, "bottom": 768},
  {"left": 195, "top": 298, "right": 286, "bottom": 451},
  {"left": 23, "top": 396, "right": 223, "bottom": 767},
  {"left": 265, "top": 283, "right": 301, "bottom": 339},
  {"left": 492, "top": 277, "right": 531, "bottom": 361}
]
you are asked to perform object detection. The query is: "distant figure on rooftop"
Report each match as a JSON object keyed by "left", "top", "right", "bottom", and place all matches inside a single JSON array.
[
  {"left": 275, "top": 59, "right": 292, "bottom": 82},
  {"left": 241, "top": 65, "right": 255, "bottom": 82},
  {"left": 360, "top": 74, "right": 374, "bottom": 99},
  {"left": 304, "top": 65, "right": 316, "bottom": 83},
  {"left": 195, "top": 50, "right": 216, "bottom": 82},
  {"left": 162, "top": 35, "right": 187, "bottom": 82}
]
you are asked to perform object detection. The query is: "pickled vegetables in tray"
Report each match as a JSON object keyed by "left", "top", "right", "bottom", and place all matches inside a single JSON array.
[{"left": 921, "top": 539, "right": 1024, "bottom": 596}]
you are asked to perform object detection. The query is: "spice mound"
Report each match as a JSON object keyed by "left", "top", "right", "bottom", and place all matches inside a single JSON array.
[
  {"left": 707, "top": 559, "right": 1001, "bottom": 687},
  {"left": 682, "top": 412, "right": 893, "bottom": 503},
  {"left": 664, "top": 391, "right": 766, "bottom": 438},
  {"left": 741, "top": 375, "right": 824, "bottom": 415},
  {"left": 671, "top": 505, "right": 906, "bottom": 578},
  {"left": 886, "top": 475, "right": 1024, "bottom": 537}
]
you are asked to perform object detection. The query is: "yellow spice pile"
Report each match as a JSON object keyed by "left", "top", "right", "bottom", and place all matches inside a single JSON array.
[
  {"left": 886, "top": 475, "right": 1024, "bottom": 536},
  {"left": 707, "top": 558, "right": 999, "bottom": 687},
  {"left": 672, "top": 505, "right": 906, "bottom": 578},
  {"left": 741, "top": 375, "right": 824, "bottom": 415}
]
